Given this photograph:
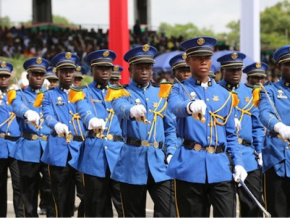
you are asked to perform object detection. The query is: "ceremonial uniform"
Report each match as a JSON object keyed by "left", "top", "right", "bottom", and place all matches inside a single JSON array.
[
  {"left": 218, "top": 53, "right": 265, "bottom": 217},
  {"left": 258, "top": 45, "right": 290, "bottom": 217},
  {"left": 109, "top": 45, "right": 177, "bottom": 217},
  {"left": 69, "top": 50, "right": 123, "bottom": 217},
  {"left": 10, "top": 57, "right": 54, "bottom": 217},
  {"left": 110, "top": 65, "right": 123, "bottom": 86},
  {"left": 0, "top": 62, "right": 23, "bottom": 217},
  {"left": 41, "top": 52, "right": 85, "bottom": 217},
  {"left": 167, "top": 37, "right": 246, "bottom": 217}
]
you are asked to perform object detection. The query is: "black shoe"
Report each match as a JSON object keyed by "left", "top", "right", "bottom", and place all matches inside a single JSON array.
[{"left": 39, "top": 208, "right": 47, "bottom": 215}]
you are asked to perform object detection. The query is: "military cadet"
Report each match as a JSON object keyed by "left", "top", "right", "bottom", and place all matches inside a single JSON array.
[
  {"left": 169, "top": 53, "right": 190, "bottom": 82},
  {"left": 110, "top": 65, "right": 123, "bottom": 86},
  {"left": 166, "top": 37, "right": 247, "bottom": 217},
  {"left": 0, "top": 61, "right": 23, "bottom": 217},
  {"left": 208, "top": 64, "right": 217, "bottom": 79},
  {"left": 9, "top": 57, "right": 54, "bottom": 217},
  {"left": 69, "top": 49, "right": 123, "bottom": 217},
  {"left": 218, "top": 52, "right": 265, "bottom": 217},
  {"left": 244, "top": 62, "right": 268, "bottom": 88},
  {"left": 258, "top": 45, "right": 290, "bottom": 217},
  {"left": 106, "top": 44, "right": 177, "bottom": 217},
  {"left": 41, "top": 52, "right": 85, "bottom": 217},
  {"left": 45, "top": 67, "right": 59, "bottom": 89}
]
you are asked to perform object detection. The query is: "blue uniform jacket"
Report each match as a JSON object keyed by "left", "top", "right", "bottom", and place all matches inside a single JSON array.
[
  {"left": 11, "top": 87, "right": 50, "bottom": 162},
  {"left": 0, "top": 93, "right": 21, "bottom": 159},
  {"left": 259, "top": 79, "right": 290, "bottom": 177},
  {"left": 166, "top": 77, "right": 244, "bottom": 184},
  {"left": 41, "top": 86, "right": 86, "bottom": 167},
  {"left": 219, "top": 81, "right": 264, "bottom": 172},
  {"left": 110, "top": 81, "right": 177, "bottom": 185},
  {"left": 69, "top": 81, "right": 124, "bottom": 178}
]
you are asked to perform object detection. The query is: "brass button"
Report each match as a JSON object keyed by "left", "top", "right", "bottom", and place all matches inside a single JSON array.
[
  {"left": 40, "top": 133, "right": 43, "bottom": 136},
  {"left": 68, "top": 101, "right": 70, "bottom": 103},
  {"left": 105, "top": 146, "right": 108, "bottom": 149},
  {"left": 207, "top": 124, "right": 210, "bottom": 127},
  {"left": 7, "top": 132, "right": 10, "bottom": 136},
  {"left": 206, "top": 98, "right": 210, "bottom": 102},
  {"left": 146, "top": 98, "right": 149, "bottom": 101},
  {"left": 286, "top": 147, "right": 289, "bottom": 150},
  {"left": 69, "top": 121, "right": 72, "bottom": 123},
  {"left": 207, "top": 136, "right": 210, "bottom": 140}
]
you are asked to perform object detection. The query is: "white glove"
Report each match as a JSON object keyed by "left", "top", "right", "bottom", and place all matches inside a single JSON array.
[
  {"left": 274, "top": 122, "right": 290, "bottom": 140},
  {"left": 54, "top": 122, "right": 69, "bottom": 135},
  {"left": 166, "top": 154, "right": 173, "bottom": 164},
  {"left": 233, "top": 165, "right": 248, "bottom": 183},
  {"left": 187, "top": 100, "right": 207, "bottom": 117},
  {"left": 257, "top": 153, "right": 263, "bottom": 167},
  {"left": 24, "top": 110, "right": 40, "bottom": 125},
  {"left": 234, "top": 118, "right": 241, "bottom": 133},
  {"left": 130, "top": 105, "right": 147, "bottom": 119},
  {"left": 88, "top": 117, "right": 106, "bottom": 130}
]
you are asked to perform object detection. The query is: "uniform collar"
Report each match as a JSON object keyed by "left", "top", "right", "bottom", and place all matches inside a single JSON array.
[
  {"left": 245, "top": 83, "right": 254, "bottom": 89},
  {"left": 188, "top": 77, "right": 213, "bottom": 87},
  {"left": 283, "top": 80, "right": 290, "bottom": 88},
  {"left": 58, "top": 86, "right": 70, "bottom": 94},
  {"left": 131, "top": 80, "right": 151, "bottom": 89},
  {"left": 93, "top": 81, "right": 108, "bottom": 90},
  {"left": 220, "top": 79, "right": 240, "bottom": 91},
  {"left": 28, "top": 86, "right": 41, "bottom": 93}
]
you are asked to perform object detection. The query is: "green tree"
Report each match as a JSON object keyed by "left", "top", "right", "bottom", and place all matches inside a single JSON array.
[
  {"left": 53, "top": 15, "right": 78, "bottom": 27},
  {"left": 0, "top": 16, "right": 13, "bottom": 27}
]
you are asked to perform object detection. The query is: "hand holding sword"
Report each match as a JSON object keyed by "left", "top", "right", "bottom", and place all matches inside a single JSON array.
[
  {"left": 174, "top": 77, "right": 206, "bottom": 123},
  {"left": 131, "top": 98, "right": 150, "bottom": 124}
]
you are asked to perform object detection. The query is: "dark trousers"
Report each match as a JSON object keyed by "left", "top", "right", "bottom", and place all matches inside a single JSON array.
[
  {"left": 49, "top": 163, "right": 84, "bottom": 217},
  {"left": 264, "top": 167, "right": 290, "bottom": 217},
  {"left": 18, "top": 161, "right": 54, "bottom": 217},
  {"left": 0, "top": 157, "right": 23, "bottom": 217},
  {"left": 38, "top": 164, "right": 56, "bottom": 217},
  {"left": 83, "top": 169, "right": 122, "bottom": 217},
  {"left": 175, "top": 179, "right": 236, "bottom": 217},
  {"left": 120, "top": 172, "right": 176, "bottom": 217},
  {"left": 237, "top": 168, "right": 263, "bottom": 217}
]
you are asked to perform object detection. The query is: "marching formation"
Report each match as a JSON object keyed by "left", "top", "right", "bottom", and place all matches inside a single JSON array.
[{"left": 0, "top": 36, "right": 290, "bottom": 217}]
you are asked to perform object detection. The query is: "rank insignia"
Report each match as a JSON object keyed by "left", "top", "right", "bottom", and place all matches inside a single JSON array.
[
  {"left": 212, "top": 95, "right": 219, "bottom": 102},
  {"left": 56, "top": 96, "right": 65, "bottom": 105},
  {"left": 277, "top": 90, "right": 287, "bottom": 99}
]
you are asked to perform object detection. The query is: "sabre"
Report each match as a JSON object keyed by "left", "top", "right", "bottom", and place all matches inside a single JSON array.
[
  {"left": 135, "top": 98, "right": 150, "bottom": 124},
  {"left": 239, "top": 180, "right": 271, "bottom": 218},
  {"left": 174, "top": 77, "right": 205, "bottom": 123},
  {"left": 259, "top": 82, "right": 290, "bottom": 143}
]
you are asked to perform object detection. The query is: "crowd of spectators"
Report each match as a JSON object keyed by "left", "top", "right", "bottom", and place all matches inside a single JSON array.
[
  {"left": 0, "top": 24, "right": 186, "bottom": 63},
  {"left": 0, "top": 24, "right": 279, "bottom": 81}
]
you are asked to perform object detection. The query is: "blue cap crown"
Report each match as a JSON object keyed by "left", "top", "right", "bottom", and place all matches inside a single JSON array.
[
  {"left": 50, "top": 52, "right": 79, "bottom": 70},
  {"left": 169, "top": 53, "right": 189, "bottom": 70},
  {"left": 180, "top": 37, "right": 217, "bottom": 57},
  {"left": 273, "top": 45, "right": 290, "bottom": 64},
  {"left": 85, "top": 50, "right": 116, "bottom": 67},
  {"left": 23, "top": 57, "right": 49, "bottom": 73},
  {"left": 243, "top": 62, "right": 268, "bottom": 77},
  {"left": 45, "top": 67, "right": 58, "bottom": 80},
  {"left": 111, "top": 65, "right": 123, "bottom": 78},
  {"left": 124, "top": 44, "right": 157, "bottom": 64},
  {"left": 217, "top": 52, "right": 246, "bottom": 69},
  {"left": 0, "top": 61, "right": 13, "bottom": 76}
]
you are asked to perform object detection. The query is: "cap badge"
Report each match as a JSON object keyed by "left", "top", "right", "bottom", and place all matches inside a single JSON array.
[
  {"left": 113, "top": 66, "right": 119, "bottom": 72},
  {"left": 52, "top": 67, "right": 56, "bottom": 73},
  {"left": 256, "top": 62, "right": 261, "bottom": 68},
  {"left": 103, "top": 51, "right": 110, "bottom": 57},
  {"left": 142, "top": 44, "right": 150, "bottom": 52},
  {"left": 182, "top": 53, "right": 187, "bottom": 60},
  {"left": 197, "top": 38, "right": 205, "bottom": 45},
  {"left": 231, "top": 53, "right": 238, "bottom": 59},
  {"left": 1, "top": 61, "right": 6, "bottom": 68},
  {"left": 36, "top": 57, "right": 42, "bottom": 64},
  {"left": 65, "top": 52, "right": 72, "bottom": 59},
  {"left": 76, "top": 66, "right": 81, "bottom": 72}
]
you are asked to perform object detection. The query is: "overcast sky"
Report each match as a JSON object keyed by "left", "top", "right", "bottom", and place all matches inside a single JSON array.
[{"left": 0, "top": 0, "right": 283, "bottom": 33}]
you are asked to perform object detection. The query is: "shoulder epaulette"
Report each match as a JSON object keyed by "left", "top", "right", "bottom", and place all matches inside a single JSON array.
[
  {"left": 68, "top": 86, "right": 85, "bottom": 103},
  {"left": 231, "top": 91, "right": 239, "bottom": 107},
  {"left": 158, "top": 82, "right": 173, "bottom": 98},
  {"left": 33, "top": 90, "right": 44, "bottom": 107},
  {"left": 105, "top": 85, "right": 130, "bottom": 102},
  {"left": 7, "top": 89, "right": 17, "bottom": 105},
  {"left": 252, "top": 85, "right": 261, "bottom": 107}
]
